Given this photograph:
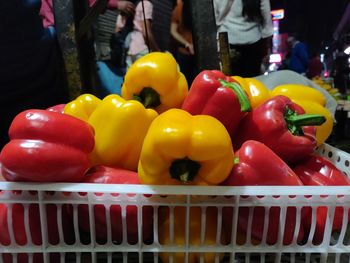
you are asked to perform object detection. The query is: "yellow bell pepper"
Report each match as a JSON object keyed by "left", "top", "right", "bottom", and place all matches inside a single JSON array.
[
  {"left": 293, "top": 100, "right": 333, "bottom": 146},
  {"left": 88, "top": 94, "right": 158, "bottom": 171},
  {"left": 138, "top": 109, "right": 233, "bottom": 185},
  {"left": 64, "top": 94, "right": 102, "bottom": 122},
  {"left": 231, "top": 76, "right": 271, "bottom": 109},
  {"left": 271, "top": 84, "right": 326, "bottom": 106},
  {"left": 159, "top": 207, "right": 224, "bottom": 263},
  {"left": 121, "top": 52, "right": 188, "bottom": 113}
]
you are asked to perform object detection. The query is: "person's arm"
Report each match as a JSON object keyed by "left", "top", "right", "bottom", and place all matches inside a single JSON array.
[
  {"left": 143, "top": 19, "right": 160, "bottom": 52},
  {"left": 139, "top": 1, "right": 160, "bottom": 52},
  {"left": 89, "top": 0, "right": 135, "bottom": 15},
  {"left": 40, "top": 0, "right": 55, "bottom": 28},
  {"left": 170, "top": 22, "right": 194, "bottom": 54},
  {"left": 260, "top": 0, "right": 273, "bottom": 39},
  {"left": 41, "top": 0, "right": 135, "bottom": 28},
  {"left": 115, "top": 14, "right": 126, "bottom": 32}
]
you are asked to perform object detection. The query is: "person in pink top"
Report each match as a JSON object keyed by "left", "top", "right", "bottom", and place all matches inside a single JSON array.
[
  {"left": 127, "top": 0, "right": 160, "bottom": 67},
  {"left": 40, "top": 0, "right": 135, "bottom": 28}
]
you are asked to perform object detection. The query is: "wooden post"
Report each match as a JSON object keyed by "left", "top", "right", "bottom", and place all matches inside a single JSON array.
[{"left": 218, "top": 32, "right": 232, "bottom": 75}]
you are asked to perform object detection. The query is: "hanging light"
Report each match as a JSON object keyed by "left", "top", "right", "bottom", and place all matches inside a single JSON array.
[{"left": 344, "top": 46, "right": 350, "bottom": 55}]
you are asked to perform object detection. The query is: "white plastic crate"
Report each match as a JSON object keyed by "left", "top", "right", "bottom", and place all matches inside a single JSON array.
[{"left": 0, "top": 143, "right": 349, "bottom": 263}]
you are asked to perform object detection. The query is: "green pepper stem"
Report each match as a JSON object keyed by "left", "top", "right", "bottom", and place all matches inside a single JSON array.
[
  {"left": 234, "top": 157, "right": 240, "bottom": 165},
  {"left": 284, "top": 107, "right": 326, "bottom": 136},
  {"left": 169, "top": 158, "right": 201, "bottom": 184},
  {"left": 133, "top": 87, "right": 161, "bottom": 108},
  {"left": 219, "top": 79, "right": 251, "bottom": 112},
  {"left": 285, "top": 114, "right": 326, "bottom": 126}
]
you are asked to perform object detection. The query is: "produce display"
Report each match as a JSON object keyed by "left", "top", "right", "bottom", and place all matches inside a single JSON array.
[
  {"left": 312, "top": 76, "right": 342, "bottom": 100},
  {"left": 0, "top": 52, "right": 348, "bottom": 262}
]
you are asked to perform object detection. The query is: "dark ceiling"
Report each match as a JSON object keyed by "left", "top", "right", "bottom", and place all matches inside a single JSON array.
[{"left": 270, "top": 0, "right": 349, "bottom": 53}]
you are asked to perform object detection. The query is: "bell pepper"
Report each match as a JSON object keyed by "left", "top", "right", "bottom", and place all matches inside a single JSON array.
[
  {"left": 88, "top": 94, "right": 158, "bottom": 171},
  {"left": 0, "top": 203, "right": 74, "bottom": 263},
  {"left": 223, "top": 140, "right": 304, "bottom": 245},
  {"left": 292, "top": 100, "right": 333, "bottom": 146},
  {"left": 64, "top": 93, "right": 102, "bottom": 122},
  {"left": 271, "top": 84, "right": 327, "bottom": 107},
  {"left": 234, "top": 96, "right": 326, "bottom": 163},
  {"left": 138, "top": 109, "right": 234, "bottom": 185},
  {"left": 76, "top": 166, "right": 153, "bottom": 244},
  {"left": 294, "top": 155, "right": 350, "bottom": 244},
  {"left": 0, "top": 110, "right": 95, "bottom": 182},
  {"left": 47, "top": 104, "right": 66, "bottom": 113},
  {"left": 182, "top": 70, "right": 251, "bottom": 139},
  {"left": 121, "top": 52, "right": 188, "bottom": 113},
  {"left": 232, "top": 76, "right": 271, "bottom": 109},
  {"left": 158, "top": 206, "right": 224, "bottom": 263}
]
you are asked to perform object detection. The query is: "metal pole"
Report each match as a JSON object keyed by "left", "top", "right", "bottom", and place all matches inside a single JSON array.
[
  {"left": 53, "top": 0, "right": 84, "bottom": 99},
  {"left": 53, "top": 0, "right": 98, "bottom": 99},
  {"left": 189, "top": 0, "right": 220, "bottom": 71}
]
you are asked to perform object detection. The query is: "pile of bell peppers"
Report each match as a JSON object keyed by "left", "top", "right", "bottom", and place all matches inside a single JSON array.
[{"left": 0, "top": 52, "right": 348, "bottom": 261}]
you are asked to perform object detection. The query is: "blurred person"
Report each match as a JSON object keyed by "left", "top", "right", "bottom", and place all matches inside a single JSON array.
[
  {"left": 332, "top": 52, "right": 350, "bottom": 94},
  {"left": 278, "top": 51, "right": 291, "bottom": 71},
  {"left": 111, "top": 1, "right": 138, "bottom": 68},
  {"left": 40, "top": 0, "right": 135, "bottom": 28},
  {"left": 286, "top": 36, "right": 309, "bottom": 75},
  {"left": 0, "top": 0, "right": 69, "bottom": 150},
  {"left": 41, "top": 0, "right": 136, "bottom": 69},
  {"left": 214, "top": 0, "right": 273, "bottom": 77},
  {"left": 170, "top": 0, "right": 197, "bottom": 86},
  {"left": 126, "top": 0, "right": 160, "bottom": 67},
  {"left": 307, "top": 52, "right": 324, "bottom": 79},
  {"left": 40, "top": 0, "right": 136, "bottom": 98}
]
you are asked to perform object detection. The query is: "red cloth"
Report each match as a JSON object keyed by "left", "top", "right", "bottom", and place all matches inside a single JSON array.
[{"left": 40, "top": 0, "right": 119, "bottom": 28}]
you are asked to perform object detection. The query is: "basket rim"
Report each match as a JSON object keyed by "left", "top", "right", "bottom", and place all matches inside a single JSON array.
[{"left": 1, "top": 182, "right": 350, "bottom": 196}]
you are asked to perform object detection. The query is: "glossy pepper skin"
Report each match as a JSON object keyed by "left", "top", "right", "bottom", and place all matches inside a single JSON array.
[
  {"left": 138, "top": 109, "right": 234, "bottom": 185},
  {"left": 76, "top": 166, "right": 153, "bottom": 244},
  {"left": 271, "top": 84, "right": 327, "bottom": 107},
  {"left": 64, "top": 93, "right": 102, "bottom": 122},
  {"left": 88, "top": 94, "right": 158, "bottom": 171},
  {"left": 182, "top": 70, "right": 251, "bottom": 139},
  {"left": 223, "top": 140, "right": 304, "bottom": 245},
  {"left": 121, "top": 52, "right": 188, "bottom": 113},
  {"left": 292, "top": 100, "right": 333, "bottom": 146},
  {"left": 0, "top": 110, "right": 95, "bottom": 182},
  {"left": 234, "top": 96, "right": 326, "bottom": 164},
  {"left": 158, "top": 207, "right": 224, "bottom": 263},
  {"left": 294, "top": 155, "right": 350, "bottom": 244},
  {"left": 47, "top": 104, "right": 66, "bottom": 113},
  {"left": 232, "top": 76, "right": 271, "bottom": 109}
]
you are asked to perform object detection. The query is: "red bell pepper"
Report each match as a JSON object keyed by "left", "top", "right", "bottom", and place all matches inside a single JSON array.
[
  {"left": 0, "top": 202, "right": 74, "bottom": 263},
  {"left": 75, "top": 166, "right": 153, "bottom": 244},
  {"left": 46, "top": 104, "right": 66, "bottom": 113},
  {"left": 234, "top": 96, "right": 326, "bottom": 163},
  {"left": 182, "top": 70, "right": 251, "bottom": 139},
  {"left": 0, "top": 109, "right": 95, "bottom": 182},
  {"left": 222, "top": 140, "right": 304, "bottom": 245},
  {"left": 294, "top": 155, "right": 350, "bottom": 244}
]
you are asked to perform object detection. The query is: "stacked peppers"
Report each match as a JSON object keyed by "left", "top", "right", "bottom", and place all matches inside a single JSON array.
[{"left": 0, "top": 52, "right": 348, "bottom": 259}]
